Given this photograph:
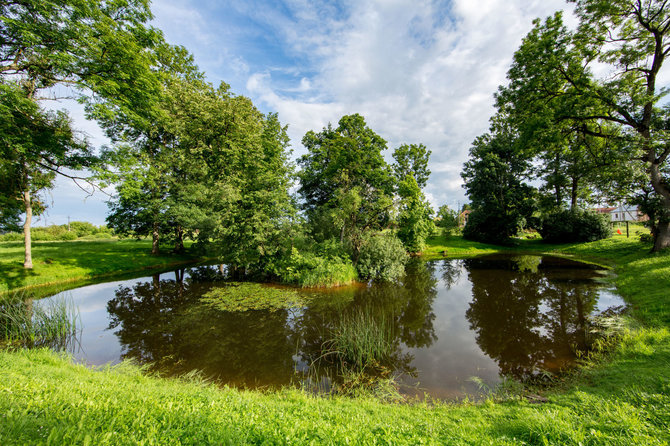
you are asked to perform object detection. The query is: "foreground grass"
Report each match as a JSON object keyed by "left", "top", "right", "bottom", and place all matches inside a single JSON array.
[
  {"left": 0, "top": 234, "right": 669, "bottom": 444},
  {"left": 1, "top": 340, "right": 668, "bottom": 445},
  {"left": 0, "top": 239, "right": 199, "bottom": 295}
]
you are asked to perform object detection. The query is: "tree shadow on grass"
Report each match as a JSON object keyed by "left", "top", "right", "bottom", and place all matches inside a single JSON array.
[{"left": 0, "top": 262, "right": 39, "bottom": 295}]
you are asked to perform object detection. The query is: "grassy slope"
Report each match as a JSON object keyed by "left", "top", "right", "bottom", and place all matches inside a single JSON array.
[
  {"left": 0, "top": 234, "right": 669, "bottom": 444},
  {"left": 0, "top": 239, "right": 199, "bottom": 295}
]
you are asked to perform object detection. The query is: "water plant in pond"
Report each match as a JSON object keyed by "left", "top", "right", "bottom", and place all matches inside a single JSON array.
[
  {"left": 311, "top": 307, "right": 415, "bottom": 398},
  {"left": 327, "top": 309, "right": 397, "bottom": 369},
  {"left": 0, "top": 293, "right": 79, "bottom": 350},
  {"left": 201, "top": 282, "right": 307, "bottom": 312}
]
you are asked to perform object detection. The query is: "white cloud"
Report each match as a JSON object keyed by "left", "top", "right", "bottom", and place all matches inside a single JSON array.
[{"left": 241, "top": 0, "right": 571, "bottom": 207}]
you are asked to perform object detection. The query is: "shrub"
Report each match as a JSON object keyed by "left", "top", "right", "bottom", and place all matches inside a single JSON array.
[
  {"left": 0, "top": 232, "right": 22, "bottom": 242},
  {"left": 68, "top": 221, "right": 98, "bottom": 237},
  {"left": 462, "top": 209, "right": 521, "bottom": 244},
  {"left": 356, "top": 233, "right": 407, "bottom": 282},
  {"left": 273, "top": 247, "right": 358, "bottom": 287},
  {"left": 60, "top": 231, "right": 78, "bottom": 241},
  {"left": 639, "top": 232, "right": 653, "bottom": 244},
  {"left": 540, "top": 209, "right": 610, "bottom": 243}
]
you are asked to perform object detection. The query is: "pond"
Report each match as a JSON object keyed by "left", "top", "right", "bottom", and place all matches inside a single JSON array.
[{"left": 43, "top": 254, "right": 624, "bottom": 400}]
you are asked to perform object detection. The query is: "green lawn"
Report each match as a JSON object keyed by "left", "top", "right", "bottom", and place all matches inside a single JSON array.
[
  {"left": 1, "top": 234, "right": 669, "bottom": 444},
  {"left": 0, "top": 239, "right": 200, "bottom": 295}
]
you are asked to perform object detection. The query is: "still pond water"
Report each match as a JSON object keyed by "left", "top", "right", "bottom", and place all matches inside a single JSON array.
[{"left": 47, "top": 254, "right": 623, "bottom": 400}]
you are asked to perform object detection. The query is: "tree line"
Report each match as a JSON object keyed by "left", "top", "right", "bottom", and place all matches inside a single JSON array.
[
  {"left": 0, "top": 0, "right": 437, "bottom": 284},
  {"left": 462, "top": 0, "right": 670, "bottom": 252}
]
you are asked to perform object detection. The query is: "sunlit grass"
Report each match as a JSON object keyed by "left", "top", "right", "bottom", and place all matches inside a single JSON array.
[
  {"left": 0, "top": 239, "right": 199, "bottom": 295},
  {"left": 0, "top": 347, "right": 667, "bottom": 444}
]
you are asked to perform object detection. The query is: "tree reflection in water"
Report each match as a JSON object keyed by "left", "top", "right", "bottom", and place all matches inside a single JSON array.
[
  {"left": 107, "top": 259, "right": 439, "bottom": 391},
  {"left": 104, "top": 255, "right": 613, "bottom": 397},
  {"left": 464, "top": 255, "right": 599, "bottom": 379}
]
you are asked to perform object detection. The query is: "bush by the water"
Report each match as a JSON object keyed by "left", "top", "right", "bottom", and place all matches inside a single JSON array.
[
  {"left": 540, "top": 209, "right": 610, "bottom": 243},
  {"left": 356, "top": 233, "right": 407, "bottom": 282},
  {"left": 272, "top": 247, "right": 358, "bottom": 287}
]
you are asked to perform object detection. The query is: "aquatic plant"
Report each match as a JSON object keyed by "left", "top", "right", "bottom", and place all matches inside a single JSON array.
[
  {"left": 326, "top": 309, "right": 397, "bottom": 369},
  {"left": 305, "top": 308, "right": 413, "bottom": 399},
  {"left": 0, "top": 293, "right": 79, "bottom": 350},
  {"left": 201, "top": 282, "right": 306, "bottom": 312}
]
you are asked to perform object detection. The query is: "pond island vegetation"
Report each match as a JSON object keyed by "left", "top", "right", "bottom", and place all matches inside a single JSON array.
[{"left": 1, "top": 0, "right": 670, "bottom": 444}]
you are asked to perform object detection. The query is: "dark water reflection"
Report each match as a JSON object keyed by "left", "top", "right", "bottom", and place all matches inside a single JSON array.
[{"left": 48, "top": 254, "right": 623, "bottom": 400}]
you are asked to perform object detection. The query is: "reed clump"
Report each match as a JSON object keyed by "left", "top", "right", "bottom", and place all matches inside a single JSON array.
[
  {"left": 327, "top": 309, "right": 397, "bottom": 369},
  {"left": 0, "top": 293, "right": 79, "bottom": 350}
]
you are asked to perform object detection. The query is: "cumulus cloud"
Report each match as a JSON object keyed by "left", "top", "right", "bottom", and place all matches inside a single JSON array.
[{"left": 236, "top": 0, "right": 571, "bottom": 208}]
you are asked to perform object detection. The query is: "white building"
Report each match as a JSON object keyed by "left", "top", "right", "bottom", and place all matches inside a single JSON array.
[{"left": 596, "top": 206, "right": 645, "bottom": 222}]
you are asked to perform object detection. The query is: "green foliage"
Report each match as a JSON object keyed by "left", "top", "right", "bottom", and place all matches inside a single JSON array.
[
  {"left": 0, "top": 223, "right": 114, "bottom": 242},
  {"left": 0, "top": 81, "right": 91, "bottom": 216},
  {"left": 435, "top": 205, "right": 458, "bottom": 235},
  {"left": 0, "top": 294, "right": 78, "bottom": 349},
  {"left": 1, "top": 0, "right": 162, "bottom": 126},
  {"left": 105, "top": 66, "right": 296, "bottom": 263},
  {"left": 396, "top": 175, "right": 434, "bottom": 253},
  {"left": 201, "top": 283, "right": 305, "bottom": 312},
  {"left": 272, "top": 247, "right": 358, "bottom": 288},
  {"left": 640, "top": 233, "right": 653, "bottom": 244},
  {"left": 392, "top": 143, "right": 431, "bottom": 189},
  {"left": 497, "top": 3, "right": 670, "bottom": 250},
  {"left": 298, "top": 114, "right": 395, "bottom": 253},
  {"left": 462, "top": 209, "right": 514, "bottom": 245},
  {"left": 356, "top": 233, "right": 407, "bottom": 282},
  {"left": 540, "top": 209, "right": 611, "bottom": 243},
  {"left": 461, "top": 126, "right": 537, "bottom": 244}
]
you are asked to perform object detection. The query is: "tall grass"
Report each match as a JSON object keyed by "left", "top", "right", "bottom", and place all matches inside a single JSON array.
[
  {"left": 0, "top": 293, "right": 79, "bottom": 350},
  {"left": 327, "top": 309, "right": 397, "bottom": 369},
  {"left": 309, "top": 308, "right": 407, "bottom": 399}
]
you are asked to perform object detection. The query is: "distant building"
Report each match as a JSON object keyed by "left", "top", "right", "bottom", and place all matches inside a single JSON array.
[
  {"left": 458, "top": 210, "right": 471, "bottom": 227},
  {"left": 594, "top": 206, "right": 646, "bottom": 222}
]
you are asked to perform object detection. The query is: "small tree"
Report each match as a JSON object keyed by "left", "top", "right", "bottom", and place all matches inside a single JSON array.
[
  {"left": 435, "top": 205, "right": 458, "bottom": 236},
  {"left": 396, "top": 175, "right": 434, "bottom": 253},
  {"left": 0, "top": 82, "right": 90, "bottom": 268}
]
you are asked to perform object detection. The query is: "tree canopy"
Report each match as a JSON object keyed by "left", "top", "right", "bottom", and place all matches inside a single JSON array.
[{"left": 495, "top": 2, "right": 670, "bottom": 250}]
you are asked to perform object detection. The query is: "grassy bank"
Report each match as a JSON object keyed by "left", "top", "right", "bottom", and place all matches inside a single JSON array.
[
  {"left": 0, "top": 239, "right": 200, "bottom": 295},
  {"left": 1, "top": 337, "right": 668, "bottom": 445},
  {"left": 0, "top": 235, "right": 669, "bottom": 444}
]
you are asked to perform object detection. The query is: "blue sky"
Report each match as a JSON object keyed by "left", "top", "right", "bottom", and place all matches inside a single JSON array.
[{"left": 41, "top": 0, "right": 572, "bottom": 227}]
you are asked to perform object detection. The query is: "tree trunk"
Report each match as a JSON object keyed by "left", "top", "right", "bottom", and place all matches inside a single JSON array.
[
  {"left": 650, "top": 160, "right": 670, "bottom": 251},
  {"left": 151, "top": 221, "right": 160, "bottom": 255},
  {"left": 23, "top": 189, "right": 33, "bottom": 269},
  {"left": 570, "top": 177, "right": 578, "bottom": 210},
  {"left": 173, "top": 225, "right": 184, "bottom": 254},
  {"left": 653, "top": 220, "right": 670, "bottom": 251}
]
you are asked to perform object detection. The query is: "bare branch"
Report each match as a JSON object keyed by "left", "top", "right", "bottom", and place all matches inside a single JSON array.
[{"left": 33, "top": 160, "right": 112, "bottom": 197}]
